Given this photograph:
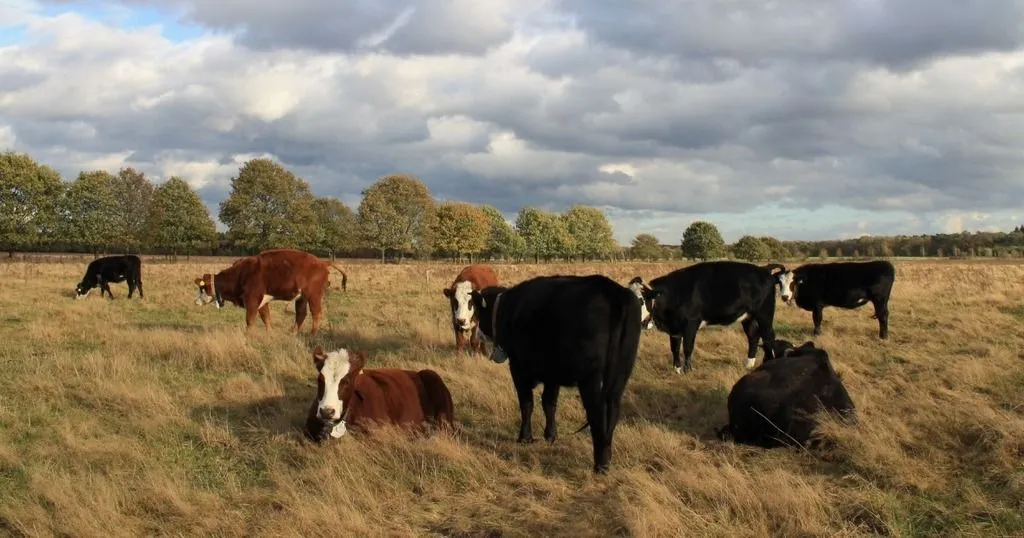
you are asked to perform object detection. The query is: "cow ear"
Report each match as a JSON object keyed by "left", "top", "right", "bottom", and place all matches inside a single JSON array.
[
  {"left": 443, "top": 288, "right": 453, "bottom": 298},
  {"left": 312, "top": 345, "right": 327, "bottom": 366},
  {"left": 350, "top": 350, "right": 367, "bottom": 373},
  {"left": 194, "top": 277, "right": 204, "bottom": 286}
]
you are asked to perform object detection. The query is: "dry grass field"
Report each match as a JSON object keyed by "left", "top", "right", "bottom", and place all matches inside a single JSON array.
[{"left": 0, "top": 256, "right": 1022, "bottom": 537}]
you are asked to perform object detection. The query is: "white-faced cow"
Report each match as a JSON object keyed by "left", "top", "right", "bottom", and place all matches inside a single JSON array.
[
  {"left": 469, "top": 275, "right": 643, "bottom": 474},
  {"left": 717, "top": 340, "right": 857, "bottom": 449},
  {"left": 75, "top": 254, "right": 144, "bottom": 300},
  {"left": 628, "top": 276, "right": 655, "bottom": 330},
  {"left": 441, "top": 264, "right": 499, "bottom": 354},
  {"left": 776, "top": 260, "right": 896, "bottom": 339},
  {"left": 636, "top": 261, "right": 788, "bottom": 374}
]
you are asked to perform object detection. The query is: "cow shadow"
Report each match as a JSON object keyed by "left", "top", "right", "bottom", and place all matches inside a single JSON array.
[
  {"left": 301, "top": 327, "right": 411, "bottom": 356},
  {"left": 189, "top": 374, "right": 313, "bottom": 442},
  {"left": 620, "top": 381, "right": 730, "bottom": 440}
]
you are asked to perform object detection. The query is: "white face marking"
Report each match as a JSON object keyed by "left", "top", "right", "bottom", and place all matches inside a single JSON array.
[
  {"left": 76, "top": 288, "right": 91, "bottom": 300},
  {"left": 452, "top": 281, "right": 475, "bottom": 330},
  {"left": 628, "top": 280, "right": 653, "bottom": 330},
  {"left": 317, "top": 349, "right": 352, "bottom": 421},
  {"left": 777, "top": 271, "right": 796, "bottom": 303}
]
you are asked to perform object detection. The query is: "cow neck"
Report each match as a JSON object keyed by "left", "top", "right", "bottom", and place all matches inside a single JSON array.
[
  {"left": 339, "top": 370, "right": 363, "bottom": 424},
  {"left": 491, "top": 293, "right": 503, "bottom": 344}
]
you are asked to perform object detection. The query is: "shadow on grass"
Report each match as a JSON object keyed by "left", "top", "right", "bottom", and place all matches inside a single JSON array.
[
  {"left": 189, "top": 374, "right": 313, "bottom": 442},
  {"left": 300, "top": 327, "right": 413, "bottom": 356},
  {"left": 620, "top": 380, "right": 730, "bottom": 440}
]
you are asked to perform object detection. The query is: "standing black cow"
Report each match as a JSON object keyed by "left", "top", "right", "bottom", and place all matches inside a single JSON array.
[
  {"left": 74, "top": 255, "right": 144, "bottom": 299},
  {"left": 776, "top": 260, "right": 895, "bottom": 339},
  {"left": 469, "top": 274, "right": 643, "bottom": 474},
  {"left": 717, "top": 340, "right": 856, "bottom": 449},
  {"left": 635, "top": 261, "right": 788, "bottom": 374}
]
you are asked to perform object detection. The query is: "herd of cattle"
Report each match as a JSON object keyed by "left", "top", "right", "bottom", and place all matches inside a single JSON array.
[{"left": 72, "top": 248, "right": 897, "bottom": 474}]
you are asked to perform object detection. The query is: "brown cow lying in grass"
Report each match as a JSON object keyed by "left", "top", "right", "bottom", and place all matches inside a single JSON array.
[{"left": 304, "top": 345, "right": 455, "bottom": 442}]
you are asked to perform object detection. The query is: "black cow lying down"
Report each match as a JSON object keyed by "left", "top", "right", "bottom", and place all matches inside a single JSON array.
[
  {"left": 470, "top": 274, "right": 643, "bottom": 474},
  {"left": 717, "top": 340, "right": 856, "bottom": 449},
  {"left": 75, "top": 254, "right": 144, "bottom": 300}
]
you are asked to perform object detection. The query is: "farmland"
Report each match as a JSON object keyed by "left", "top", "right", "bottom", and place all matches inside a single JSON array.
[{"left": 0, "top": 257, "right": 1022, "bottom": 537}]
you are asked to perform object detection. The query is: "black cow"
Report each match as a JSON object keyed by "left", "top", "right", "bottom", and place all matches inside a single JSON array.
[
  {"left": 74, "top": 255, "right": 144, "bottom": 300},
  {"left": 776, "top": 260, "right": 895, "bottom": 339},
  {"left": 469, "top": 274, "right": 643, "bottom": 474},
  {"left": 635, "top": 261, "right": 788, "bottom": 374},
  {"left": 717, "top": 340, "right": 856, "bottom": 449}
]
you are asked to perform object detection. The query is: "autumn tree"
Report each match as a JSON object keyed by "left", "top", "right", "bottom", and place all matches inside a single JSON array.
[
  {"left": 515, "top": 207, "right": 575, "bottom": 262},
  {"left": 0, "top": 151, "right": 64, "bottom": 256},
  {"left": 59, "top": 171, "right": 120, "bottom": 254},
  {"left": 218, "top": 158, "right": 317, "bottom": 251},
  {"left": 310, "top": 197, "right": 358, "bottom": 258},
  {"left": 758, "top": 236, "right": 790, "bottom": 260},
  {"left": 732, "top": 235, "right": 771, "bottom": 261},
  {"left": 630, "top": 233, "right": 663, "bottom": 260},
  {"left": 431, "top": 202, "right": 490, "bottom": 262},
  {"left": 479, "top": 205, "right": 525, "bottom": 261},
  {"left": 148, "top": 176, "right": 217, "bottom": 258},
  {"left": 357, "top": 173, "right": 435, "bottom": 262},
  {"left": 562, "top": 205, "right": 618, "bottom": 261},
  {"left": 681, "top": 220, "right": 726, "bottom": 261},
  {"left": 110, "top": 167, "right": 155, "bottom": 251}
]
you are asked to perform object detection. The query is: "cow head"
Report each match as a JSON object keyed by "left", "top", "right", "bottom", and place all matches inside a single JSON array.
[
  {"left": 443, "top": 281, "right": 476, "bottom": 331},
  {"left": 775, "top": 270, "right": 804, "bottom": 305},
  {"left": 469, "top": 286, "right": 507, "bottom": 343},
  {"left": 74, "top": 279, "right": 95, "bottom": 299},
  {"left": 307, "top": 345, "right": 367, "bottom": 442},
  {"left": 628, "top": 276, "right": 655, "bottom": 330},
  {"left": 194, "top": 273, "right": 223, "bottom": 308}
]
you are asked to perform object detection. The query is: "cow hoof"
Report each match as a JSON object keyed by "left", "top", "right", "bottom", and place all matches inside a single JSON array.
[
  {"left": 517, "top": 436, "right": 535, "bottom": 444},
  {"left": 674, "top": 366, "right": 683, "bottom": 375},
  {"left": 744, "top": 357, "right": 757, "bottom": 369},
  {"left": 330, "top": 421, "right": 347, "bottom": 439},
  {"left": 544, "top": 433, "right": 557, "bottom": 444}
]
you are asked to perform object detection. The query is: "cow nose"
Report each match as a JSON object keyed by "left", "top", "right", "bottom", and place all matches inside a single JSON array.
[
  {"left": 456, "top": 318, "right": 469, "bottom": 326},
  {"left": 319, "top": 407, "right": 336, "bottom": 419}
]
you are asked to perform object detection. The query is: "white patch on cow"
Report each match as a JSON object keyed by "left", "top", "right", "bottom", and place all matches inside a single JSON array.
[
  {"left": 451, "top": 281, "right": 475, "bottom": 330},
  {"left": 330, "top": 421, "right": 347, "bottom": 438},
  {"left": 76, "top": 288, "right": 91, "bottom": 300},
  {"left": 734, "top": 312, "right": 749, "bottom": 324},
  {"left": 628, "top": 279, "right": 653, "bottom": 330},
  {"left": 745, "top": 357, "right": 757, "bottom": 368},
  {"left": 777, "top": 271, "right": 796, "bottom": 303},
  {"left": 698, "top": 320, "right": 708, "bottom": 330},
  {"left": 674, "top": 366, "right": 683, "bottom": 374},
  {"left": 317, "top": 349, "right": 352, "bottom": 421},
  {"left": 258, "top": 294, "right": 274, "bottom": 309}
]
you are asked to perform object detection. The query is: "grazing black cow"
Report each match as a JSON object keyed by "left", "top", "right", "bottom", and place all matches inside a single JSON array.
[
  {"left": 75, "top": 255, "right": 144, "bottom": 299},
  {"left": 635, "top": 261, "right": 788, "bottom": 374},
  {"left": 717, "top": 340, "right": 856, "bottom": 449},
  {"left": 469, "top": 274, "right": 643, "bottom": 474},
  {"left": 776, "top": 260, "right": 896, "bottom": 339}
]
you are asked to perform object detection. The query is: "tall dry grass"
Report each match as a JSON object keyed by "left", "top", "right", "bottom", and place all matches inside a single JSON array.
[{"left": 0, "top": 258, "right": 1022, "bottom": 537}]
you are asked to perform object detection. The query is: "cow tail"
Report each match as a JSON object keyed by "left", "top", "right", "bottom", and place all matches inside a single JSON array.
[
  {"left": 329, "top": 264, "right": 348, "bottom": 291},
  {"left": 417, "top": 369, "right": 455, "bottom": 433}
]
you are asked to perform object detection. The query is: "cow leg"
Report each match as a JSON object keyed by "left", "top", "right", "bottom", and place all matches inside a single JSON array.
[
  {"left": 578, "top": 381, "right": 609, "bottom": 473},
  {"left": 742, "top": 317, "right": 760, "bottom": 368},
  {"left": 293, "top": 297, "right": 309, "bottom": 334},
  {"left": 101, "top": 281, "right": 113, "bottom": 299},
  {"left": 680, "top": 322, "right": 700, "bottom": 374},
  {"left": 541, "top": 383, "right": 560, "bottom": 443},
  {"left": 812, "top": 305, "right": 824, "bottom": 336},
  {"left": 512, "top": 375, "right": 535, "bottom": 444},
  {"left": 135, "top": 276, "right": 144, "bottom": 299},
  {"left": 872, "top": 298, "right": 889, "bottom": 339},
  {"left": 469, "top": 326, "right": 483, "bottom": 355},
  {"left": 755, "top": 313, "right": 776, "bottom": 364},
  {"left": 454, "top": 327, "right": 467, "bottom": 354},
  {"left": 669, "top": 335, "right": 682, "bottom": 373},
  {"left": 306, "top": 294, "right": 324, "bottom": 335},
  {"left": 258, "top": 303, "right": 272, "bottom": 329}
]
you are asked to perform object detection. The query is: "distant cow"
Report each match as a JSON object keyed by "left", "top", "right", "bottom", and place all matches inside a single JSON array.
[
  {"left": 636, "top": 261, "right": 788, "bottom": 374},
  {"left": 194, "top": 248, "right": 346, "bottom": 335},
  {"left": 305, "top": 345, "right": 455, "bottom": 442},
  {"left": 470, "top": 274, "right": 643, "bottom": 474},
  {"left": 717, "top": 341, "right": 856, "bottom": 449},
  {"left": 74, "top": 255, "right": 144, "bottom": 300},
  {"left": 776, "top": 260, "right": 896, "bottom": 339},
  {"left": 442, "top": 264, "right": 500, "bottom": 354}
]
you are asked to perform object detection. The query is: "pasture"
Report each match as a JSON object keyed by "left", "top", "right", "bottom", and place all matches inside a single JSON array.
[{"left": 0, "top": 257, "right": 1022, "bottom": 537}]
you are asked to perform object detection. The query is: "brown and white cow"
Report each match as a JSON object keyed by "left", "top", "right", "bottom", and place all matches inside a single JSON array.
[
  {"left": 305, "top": 345, "right": 456, "bottom": 442},
  {"left": 193, "top": 248, "right": 347, "bottom": 335},
  {"left": 441, "top": 264, "right": 499, "bottom": 354}
]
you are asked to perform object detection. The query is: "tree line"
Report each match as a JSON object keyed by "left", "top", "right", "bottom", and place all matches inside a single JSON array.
[{"left": 3, "top": 151, "right": 1024, "bottom": 261}]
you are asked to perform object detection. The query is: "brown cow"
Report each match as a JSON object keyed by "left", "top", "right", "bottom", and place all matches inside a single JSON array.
[
  {"left": 304, "top": 345, "right": 456, "bottom": 442},
  {"left": 441, "top": 264, "right": 499, "bottom": 354},
  {"left": 193, "top": 248, "right": 347, "bottom": 335}
]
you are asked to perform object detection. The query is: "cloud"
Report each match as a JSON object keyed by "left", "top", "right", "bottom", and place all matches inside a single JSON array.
[{"left": 4, "top": 0, "right": 1024, "bottom": 243}]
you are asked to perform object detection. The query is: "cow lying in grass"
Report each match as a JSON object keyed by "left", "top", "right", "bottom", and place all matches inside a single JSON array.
[
  {"left": 718, "top": 340, "right": 857, "bottom": 449},
  {"left": 304, "top": 345, "right": 455, "bottom": 442}
]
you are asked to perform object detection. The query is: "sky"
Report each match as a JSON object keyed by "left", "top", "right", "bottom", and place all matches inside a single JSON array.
[{"left": 1, "top": 0, "right": 1023, "bottom": 244}]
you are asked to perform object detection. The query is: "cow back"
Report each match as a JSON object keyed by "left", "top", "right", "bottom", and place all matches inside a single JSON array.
[{"left": 348, "top": 369, "right": 431, "bottom": 428}]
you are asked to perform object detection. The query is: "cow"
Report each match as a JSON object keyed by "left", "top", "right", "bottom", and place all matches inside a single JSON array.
[
  {"left": 717, "top": 341, "right": 857, "bottom": 449},
  {"left": 469, "top": 274, "right": 643, "bottom": 474},
  {"left": 74, "top": 254, "right": 144, "bottom": 300},
  {"left": 305, "top": 345, "right": 455, "bottom": 442},
  {"left": 635, "top": 261, "right": 789, "bottom": 374},
  {"left": 441, "top": 264, "right": 500, "bottom": 354},
  {"left": 776, "top": 260, "right": 896, "bottom": 339},
  {"left": 628, "top": 276, "right": 654, "bottom": 330},
  {"left": 193, "top": 248, "right": 346, "bottom": 335}
]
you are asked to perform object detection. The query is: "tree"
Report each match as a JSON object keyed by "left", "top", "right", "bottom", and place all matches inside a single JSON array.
[
  {"left": 732, "top": 235, "right": 771, "bottom": 261},
  {"left": 479, "top": 205, "right": 525, "bottom": 261},
  {"left": 310, "top": 197, "right": 358, "bottom": 258},
  {"left": 630, "top": 233, "right": 663, "bottom": 260},
  {"left": 431, "top": 202, "right": 490, "bottom": 261},
  {"left": 0, "top": 151, "right": 64, "bottom": 256},
  {"left": 562, "top": 205, "right": 618, "bottom": 261},
  {"left": 681, "top": 220, "right": 726, "bottom": 260},
  {"left": 59, "top": 171, "right": 120, "bottom": 254},
  {"left": 148, "top": 176, "right": 217, "bottom": 258},
  {"left": 758, "top": 236, "right": 790, "bottom": 261},
  {"left": 110, "top": 167, "right": 155, "bottom": 252},
  {"left": 357, "top": 173, "right": 435, "bottom": 262},
  {"left": 515, "top": 207, "right": 575, "bottom": 262},
  {"left": 218, "top": 158, "right": 317, "bottom": 251}
]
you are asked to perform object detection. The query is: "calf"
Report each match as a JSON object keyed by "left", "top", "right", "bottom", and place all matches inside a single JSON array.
[
  {"left": 305, "top": 345, "right": 455, "bottom": 442},
  {"left": 470, "top": 274, "right": 643, "bottom": 474},
  {"left": 636, "top": 261, "right": 788, "bottom": 374},
  {"left": 442, "top": 264, "right": 500, "bottom": 354},
  {"left": 74, "top": 254, "right": 144, "bottom": 300},
  {"left": 717, "top": 341, "right": 856, "bottom": 449},
  {"left": 776, "top": 260, "right": 896, "bottom": 339}
]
